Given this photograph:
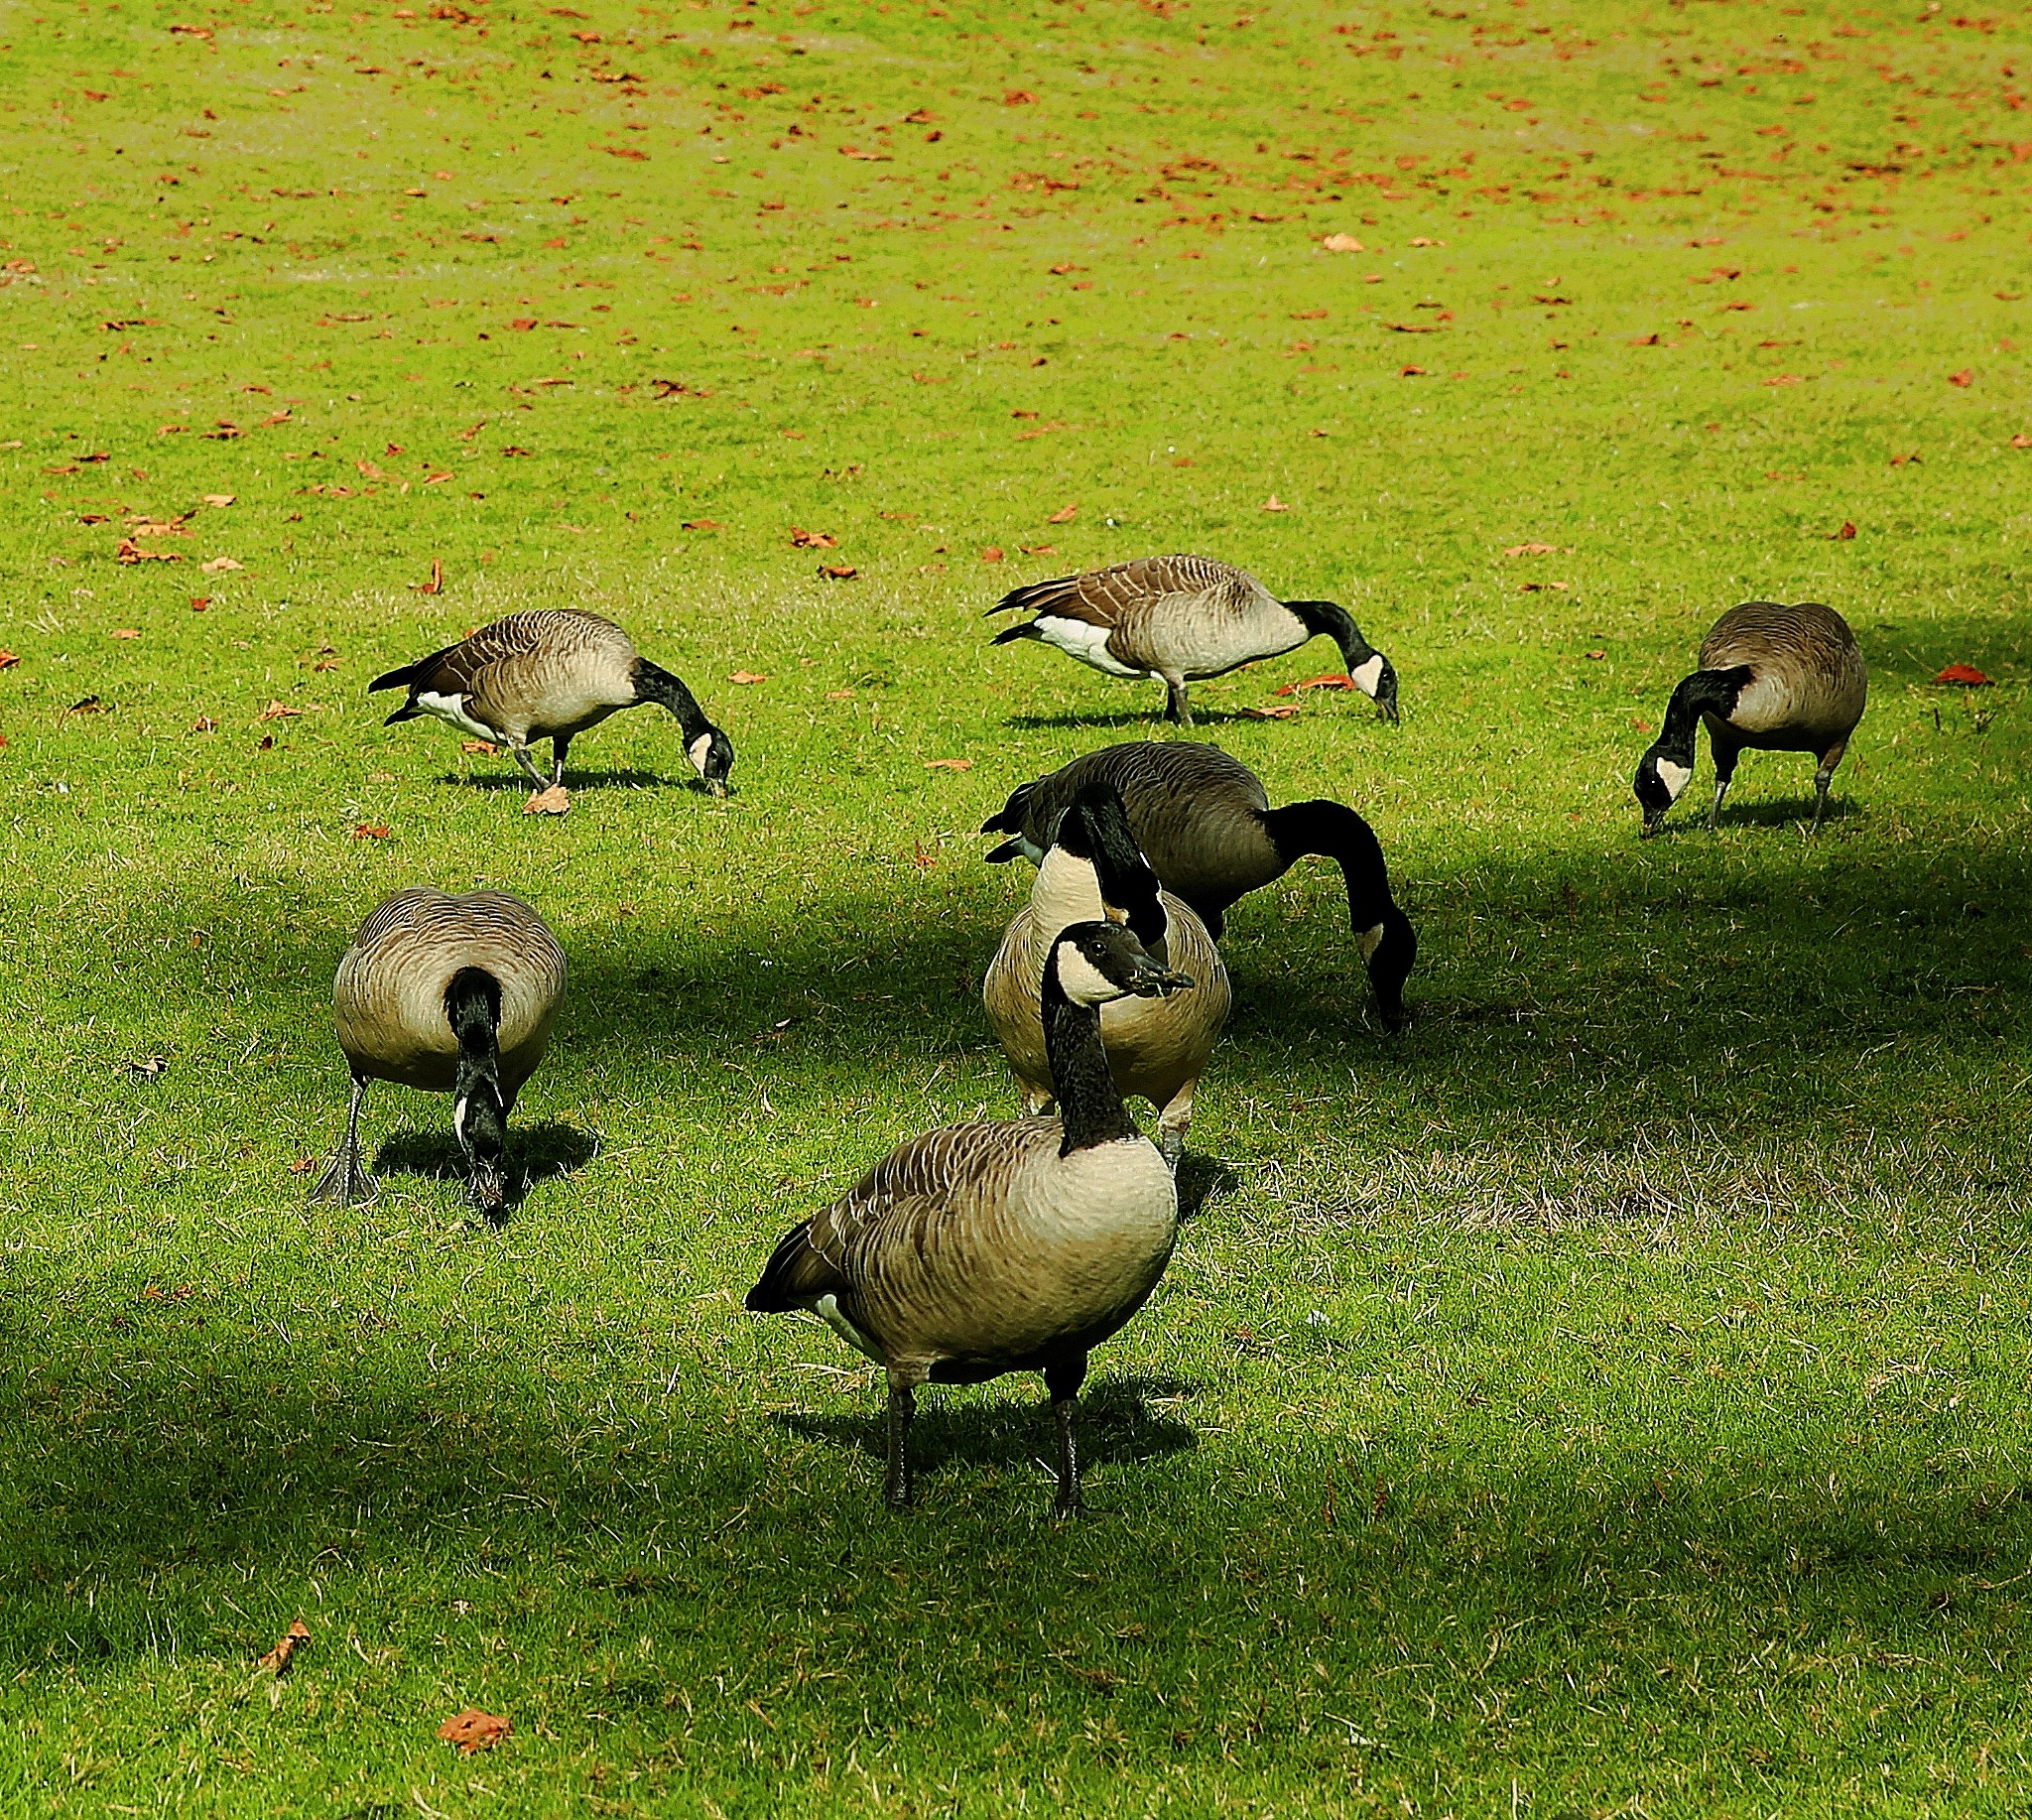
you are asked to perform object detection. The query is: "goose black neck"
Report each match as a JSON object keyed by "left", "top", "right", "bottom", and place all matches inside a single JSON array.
[
  {"left": 445, "top": 967, "right": 506, "bottom": 1134},
  {"left": 1056, "top": 787, "right": 1167, "bottom": 949},
  {"left": 1656, "top": 666, "right": 1752, "bottom": 761},
  {"left": 1040, "top": 963, "right": 1140, "bottom": 1155},
  {"left": 632, "top": 659, "right": 711, "bottom": 740},
  {"left": 1283, "top": 599, "right": 1371, "bottom": 670},
  {"left": 1261, "top": 800, "right": 1394, "bottom": 928}
]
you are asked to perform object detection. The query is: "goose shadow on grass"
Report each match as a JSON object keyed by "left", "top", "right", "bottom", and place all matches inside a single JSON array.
[
  {"left": 1004, "top": 707, "right": 1384, "bottom": 733},
  {"left": 438, "top": 767, "right": 701, "bottom": 794},
  {"left": 369, "top": 1118, "right": 598, "bottom": 1221},
  {"left": 769, "top": 1372, "right": 1202, "bottom": 1489},
  {"left": 1641, "top": 793, "right": 1861, "bottom": 839}
]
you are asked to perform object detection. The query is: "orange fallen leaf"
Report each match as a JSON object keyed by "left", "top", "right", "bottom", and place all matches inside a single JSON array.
[
  {"left": 413, "top": 558, "right": 444, "bottom": 595},
  {"left": 1003, "top": 88, "right": 1038, "bottom": 104},
  {"left": 190, "top": 596, "right": 211, "bottom": 611},
  {"left": 1502, "top": 542, "right": 1560, "bottom": 557},
  {"left": 288, "top": 1155, "right": 316, "bottom": 1174},
  {"left": 1834, "top": 520, "right": 1857, "bottom": 540},
  {"left": 925, "top": 757, "right": 973, "bottom": 771},
  {"left": 191, "top": 715, "right": 217, "bottom": 732},
  {"left": 1949, "top": 368, "right": 1973, "bottom": 388},
  {"left": 117, "top": 538, "right": 182, "bottom": 564},
  {"left": 826, "top": 688, "right": 853, "bottom": 700},
  {"left": 682, "top": 518, "right": 721, "bottom": 531},
  {"left": 1047, "top": 502, "right": 1078, "bottom": 524},
  {"left": 818, "top": 563, "right": 858, "bottom": 580},
  {"left": 2010, "top": 433, "right": 2032, "bottom": 449},
  {"left": 459, "top": 738, "right": 501, "bottom": 755},
  {"left": 352, "top": 822, "right": 392, "bottom": 840},
  {"left": 1241, "top": 704, "right": 1303, "bottom": 720},
  {"left": 1630, "top": 332, "right": 1661, "bottom": 346},
  {"left": 524, "top": 785, "right": 571, "bottom": 816},
  {"left": 1408, "top": 236, "right": 1446, "bottom": 247},
  {"left": 258, "top": 1619, "right": 312, "bottom": 1677},
  {"left": 438, "top": 1710, "right": 512, "bottom": 1755},
  {"left": 1762, "top": 374, "right": 1803, "bottom": 388},
  {"left": 728, "top": 670, "right": 768, "bottom": 685},
  {"left": 202, "top": 493, "right": 235, "bottom": 507},
  {"left": 1518, "top": 581, "right": 1571, "bottom": 592},
  {"left": 1261, "top": 495, "right": 1291, "bottom": 512},
  {"left": 1274, "top": 673, "right": 1356, "bottom": 697},
  {"left": 1585, "top": 649, "right": 1606, "bottom": 661},
  {"left": 258, "top": 701, "right": 303, "bottom": 721},
  {"left": 111, "top": 628, "right": 140, "bottom": 640},
  {"left": 1321, "top": 232, "right": 1364, "bottom": 253},
  {"left": 1399, "top": 365, "right": 1427, "bottom": 378},
  {"left": 1935, "top": 663, "right": 1992, "bottom": 686},
  {"left": 980, "top": 546, "right": 1004, "bottom": 563},
  {"left": 789, "top": 527, "right": 836, "bottom": 549},
  {"left": 200, "top": 556, "right": 244, "bottom": 574},
  {"left": 0, "top": 651, "right": 18, "bottom": 670}
]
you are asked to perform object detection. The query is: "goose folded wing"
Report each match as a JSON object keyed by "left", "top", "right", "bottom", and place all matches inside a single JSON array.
[{"left": 370, "top": 617, "right": 550, "bottom": 696}]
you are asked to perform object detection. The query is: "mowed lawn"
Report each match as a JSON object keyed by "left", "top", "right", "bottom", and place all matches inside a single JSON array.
[{"left": 4, "top": 0, "right": 2032, "bottom": 1811}]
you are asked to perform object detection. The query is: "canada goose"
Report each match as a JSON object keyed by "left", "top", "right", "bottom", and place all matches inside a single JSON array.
[
  {"left": 1633, "top": 601, "right": 1866, "bottom": 838},
  {"left": 311, "top": 888, "right": 567, "bottom": 1222},
  {"left": 747, "top": 919, "right": 1194, "bottom": 1511},
  {"left": 983, "top": 780, "right": 1229, "bottom": 1168},
  {"left": 369, "top": 609, "right": 734, "bottom": 796},
  {"left": 982, "top": 741, "right": 1416, "bottom": 1030},
  {"left": 986, "top": 554, "right": 1398, "bottom": 727}
]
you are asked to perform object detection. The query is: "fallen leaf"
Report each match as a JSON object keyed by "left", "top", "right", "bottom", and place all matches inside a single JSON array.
[
  {"left": 1503, "top": 542, "right": 1560, "bottom": 557},
  {"left": 1630, "top": 332, "right": 1661, "bottom": 346},
  {"left": 826, "top": 689, "right": 853, "bottom": 700},
  {"left": 523, "top": 785, "right": 571, "bottom": 816},
  {"left": 1399, "top": 365, "right": 1427, "bottom": 377},
  {"left": 258, "top": 701, "right": 303, "bottom": 721},
  {"left": 413, "top": 557, "right": 444, "bottom": 594},
  {"left": 1240, "top": 704, "right": 1302, "bottom": 720},
  {"left": 925, "top": 757, "right": 973, "bottom": 771},
  {"left": 438, "top": 1710, "right": 512, "bottom": 1755},
  {"left": 1834, "top": 520, "right": 1857, "bottom": 540},
  {"left": 459, "top": 738, "right": 501, "bottom": 755},
  {"left": 1632, "top": 717, "right": 1653, "bottom": 732},
  {"left": 1273, "top": 673, "right": 1356, "bottom": 697},
  {"left": 257, "top": 733, "right": 275, "bottom": 751},
  {"left": 258, "top": 1620, "right": 312, "bottom": 1677},
  {"left": 818, "top": 563, "right": 858, "bottom": 581},
  {"left": 1046, "top": 502, "right": 1078, "bottom": 524},
  {"left": 116, "top": 538, "right": 182, "bottom": 564},
  {"left": 1408, "top": 236, "right": 1446, "bottom": 247},
  {"left": 352, "top": 823, "right": 392, "bottom": 840},
  {"left": 190, "top": 596, "right": 211, "bottom": 611},
  {"left": 728, "top": 670, "right": 768, "bottom": 685},
  {"left": 288, "top": 1155, "right": 317, "bottom": 1174},
  {"left": 980, "top": 546, "right": 1004, "bottom": 563},
  {"left": 1935, "top": 662, "right": 1992, "bottom": 686},
  {"left": 191, "top": 715, "right": 217, "bottom": 731},
  {"left": 1518, "top": 581, "right": 1571, "bottom": 592},
  {"left": 1261, "top": 495, "right": 1291, "bottom": 512},
  {"left": 2010, "top": 433, "right": 2032, "bottom": 449},
  {"left": 1020, "top": 543, "right": 1056, "bottom": 555},
  {"left": 202, "top": 493, "right": 236, "bottom": 507},
  {"left": 1320, "top": 232, "right": 1364, "bottom": 252},
  {"left": 1949, "top": 368, "right": 1973, "bottom": 388},
  {"left": 200, "top": 556, "right": 244, "bottom": 574},
  {"left": 111, "top": 627, "right": 141, "bottom": 640},
  {"left": 68, "top": 696, "right": 105, "bottom": 715},
  {"left": 1585, "top": 649, "right": 1606, "bottom": 660},
  {"left": 0, "top": 651, "right": 19, "bottom": 670},
  {"left": 1003, "top": 88, "right": 1038, "bottom": 104},
  {"left": 682, "top": 518, "right": 721, "bottom": 531},
  {"left": 789, "top": 527, "right": 837, "bottom": 549}
]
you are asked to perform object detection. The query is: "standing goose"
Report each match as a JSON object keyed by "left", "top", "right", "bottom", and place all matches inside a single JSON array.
[
  {"left": 986, "top": 555, "right": 1398, "bottom": 727},
  {"left": 746, "top": 919, "right": 1195, "bottom": 1512},
  {"left": 312, "top": 888, "right": 567, "bottom": 1223},
  {"left": 984, "top": 780, "right": 1229, "bottom": 1169},
  {"left": 369, "top": 609, "right": 734, "bottom": 797},
  {"left": 982, "top": 740, "right": 1416, "bottom": 1030},
  {"left": 1633, "top": 601, "right": 1866, "bottom": 838}
]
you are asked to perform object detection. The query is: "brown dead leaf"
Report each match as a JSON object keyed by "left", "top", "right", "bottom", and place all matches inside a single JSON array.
[
  {"left": 980, "top": 546, "right": 1004, "bottom": 563},
  {"left": 352, "top": 822, "right": 392, "bottom": 840},
  {"left": 1935, "top": 662, "right": 1992, "bottom": 687},
  {"left": 1273, "top": 673, "right": 1356, "bottom": 697},
  {"left": 818, "top": 563, "right": 858, "bottom": 580},
  {"left": 258, "top": 701, "right": 303, "bottom": 721},
  {"left": 1047, "top": 502, "right": 1078, "bottom": 524},
  {"left": 413, "top": 558, "right": 444, "bottom": 595},
  {"left": 1321, "top": 233, "right": 1364, "bottom": 252},
  {"left": 1503, "top": 542, "right": 1561, "bottom": 556},
  {"left": 728, "top": 670, "right": 768, "bottom": 685},
  {"left": 925, "top": 757, "right": 973, "bottom": 772},
  {"left": 1408, "top": 236, "right": 1445, "bottom": 247},
  {"left": 459, "top": 738, "right": 501, "bottom": 755},
  {"left": 1003, "top": 88, "right": 1038, "bottom": 105},
  {"left": 111, "top": 627, "right": 141, "bottom": 640},
  {"left": 1518, "top": 581, "right": 1571, "bottom": 592},
  {"left": 191, "top": 715, "right": 217, "bottom": 732},
  {"left": 200, "top": 556, "right": 244, "bottom": 574},
  {"left": 523, "top": 785, "right": 571, "bottom": 816},
  {"left": 2010, "top": 433, "right": 2032, "bottom": 449},
  {"left": 258, "top": 1619, "right": 312, "bottom": 1677},
  {"left": 438, "top": 1710, "right": 512, "bottom": 1755},
  {"left": 190, "top": 596, "right": 211, "bottom": 611},
  {"left": 1240, "top": 704, "right": 1302, "bottom": 720},
  {"left": 0, "top": 651, "right": 18, "bottom": 670},
  {"left": 682, "top": 518, "right": 721, "bottom": 531},
  {"left": 117, "top": 539, "right": 182, "bottom": 564},
  {"left": 1834, "top": 520, "right": 1857, "bottom": 540},
  {"left": 202, "top": 493, "right": 236, "bottom": 507},
  {"left": 1261, "top": 495, "right": 1291, "bottom": 512},
  {"left": 1949, "top": 368, "right": 1974, "bottom": 388},
  {"left": 789, "top": 527, "right": 836, "bottom": 549}
]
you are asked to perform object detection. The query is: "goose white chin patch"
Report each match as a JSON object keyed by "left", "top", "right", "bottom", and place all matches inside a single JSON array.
[
  {"left": 1654, "top": 756, "right": 1693, "bottom": 802},
  {"left": 1055, "top": 945, "right": 1127, "bottom": 1007},
  {"left": 415, "top": 691, "right": 499, "bottom": 742},
  {"left": 1349, "top": 654, "right": 1385, "bottom": 699},
  {"left": 1035, "top": 615, "right": 1146, "bottom": 680},
  {"left": 687, "top": 731, "right": 714, "bottom": 776}
]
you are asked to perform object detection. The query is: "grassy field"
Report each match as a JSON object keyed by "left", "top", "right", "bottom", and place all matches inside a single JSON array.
[{"left": 4, "top": 0, "right": 2032, "bottom": 1810}]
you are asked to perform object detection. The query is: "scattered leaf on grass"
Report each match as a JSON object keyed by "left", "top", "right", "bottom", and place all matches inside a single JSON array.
[
  {"left": 459, "top": 739, "right": 500, "bottom": 755},
  {"left": 1503, "top": 542, "right": 1561, "bottom": 556},
  {"left": 682, "top": 518, "right": 721, "bottom": 531},
  {"left": 980, "top": 546, "right": 1004, "bottom": 563},
  {"left": 1518, "top": 581, "right": 1572, "bottom": 592},
  {"left": 1241, "top": 704, "right": 1302, "bottom": 720},
  {"left": 789, "top": 527, "right": 836, "bottom": 548},
  {"left": 117, "top": 538, "right": 181, "bottom": 564},
  {"left": 258, "top": 702, "right": 302, "bottom": 721},
  {"left": 202, "top": 493, "right": 235, "bottom": 507},
  {"left": 925, "top": 757, "right": 972, "bottom": 771},
  {"left": 352, "top": 823, "right": 392, "bottom": 840},
  {"left": 1834, "top": 520, "right": 1857, "bottom": 540},
  {"left": 1003, "top": 88, "right": 1038, "bottom": 105},
  {"left": 1274, "top": 674, "right": 1356, "bottom": 697},
  {"left": 190, "top": 596, "right": 211, "bottom": 611},
  {"left": 2010, "top": 434, "right": 2032, "bottom": 449},
  {"left": 728, "top": 671, "right": 768, "bottom": 685},
  {"left": 524, "top": 785, "right": 570, "bottom": 816},
  {"left": 126, "top": 1056, "right": 170, "bottom": 1079},
  {"left": 1949, "top": 368, "right": 1973, "bottom": 388},
  {"left": 111, "top": 628, "right": 140, "bottom": 640},
  {"left": 68, "top": 696, "right": 104, "bottom": 715},
  {"left": 1935, "top": 663, "right": 1992, "bottom": 687},
  {"left": 288, "top": 1155, "right": 317, "bottom": 1174},
  {"left": 1585, "top": 649, "right": 1607, "bottom": 660},
  {"left": 1320, "top": 233, "right": 1364, "bottom": 252},
  {"left": 191, "top": 715, "right": 217, "bottom": 732},
  {"left": 1399, "top": 365, "right": 1427, "bottom": 378},
  {"left": 819, "top": 563, "right": 858, "bottom": 580},
  {"left": 0, "top": 652, "right": 18, "bottom": 671},
  {"left": 200, "top": 556, "right": 244, "bottom": 574},
  {"left": 1261, "top": 495, "right": 1291, "bottom": 512},
  {"left": 1047, "top": 502, "right": 1078, "bottom": 524},
  {"left": 438, "top": 1710, "right": 512, "bottom": 1755},
  {"left": 413, "top": 558, "right": 444, "bottom": 595},
  {"left": 258, "top": 1620, "right": 311, "bottom": 1677}
]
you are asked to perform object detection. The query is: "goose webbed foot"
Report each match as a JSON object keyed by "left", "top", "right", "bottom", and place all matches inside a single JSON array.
[
  {"left": 883, "top": 1382, "right": 917, "bottom": 1509},
  {"left": 511, "top": 744, "right": 551, "bottom": 791},
  {"left": 309, "top": 1079, "right": 377, "bottom": 1206}
]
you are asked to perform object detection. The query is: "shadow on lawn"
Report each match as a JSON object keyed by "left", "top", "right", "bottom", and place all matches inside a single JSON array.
[
  {"left": 371, "top": 1117, "right": 598, "bottom": 1217},
  {"left": 439, "top": 766, "right": 699, "bottom": 794}
]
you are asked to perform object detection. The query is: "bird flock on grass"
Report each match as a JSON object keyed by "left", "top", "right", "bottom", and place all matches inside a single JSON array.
[{"left": 323, "top": 555, "right": 1866, "bottom": 1510}]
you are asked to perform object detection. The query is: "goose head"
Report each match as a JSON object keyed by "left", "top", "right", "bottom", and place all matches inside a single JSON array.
[
  {"left": 452, "top": 1079, "right": 510, "bottom": 1224},
  {"left": 1632, "top": 743, "right": 1692, "bottom": 839},
  {"left": 1048, "top": 920, "right": 1194, "bottom": 1008},
  {"left": 687, "top": 726, "right": 736, "bottom": 798}
]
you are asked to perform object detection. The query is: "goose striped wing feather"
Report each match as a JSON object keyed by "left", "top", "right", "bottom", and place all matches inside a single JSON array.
[
  {"left": 989, "top": 555, "right": 1263, "bottom": 629},
  {"left": 369, "top": 609, "right": 629, "bottom": 697}
]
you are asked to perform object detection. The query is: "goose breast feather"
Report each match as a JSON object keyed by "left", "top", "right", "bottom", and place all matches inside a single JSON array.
[{"left": 1699, "top": 601, "right": 1866, "bottom": 750}]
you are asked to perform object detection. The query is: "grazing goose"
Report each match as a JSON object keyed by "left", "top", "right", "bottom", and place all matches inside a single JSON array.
[
  {"left": 982, "top": 740, "right": 1416, "bottom": 1030},
  {"left": 746, "top": 919, "right": 1195, "bottom": 1512},
  {"left": 986, "top": 554, "right": 1398, "bottom": 727},
  {"left": 311, "top": 888, "right": 567, "bottom": 1222},
  {"left": 1633, "top": 601, "right": 1866, "bottom": 838},
  {"left": 984, "top": 780, "right": 1229, "bottom": 1168},
  {"left": 369, "top": 609, "right": 734, "bottom": 796}
]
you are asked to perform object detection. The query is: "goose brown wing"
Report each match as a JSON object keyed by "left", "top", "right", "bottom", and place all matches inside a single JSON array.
[
  {"left": 988, "top": 555, "right": 1256, "bottom": 628},
  {"left": 369, "top": 610, "right": 621, "bottom": 697}
]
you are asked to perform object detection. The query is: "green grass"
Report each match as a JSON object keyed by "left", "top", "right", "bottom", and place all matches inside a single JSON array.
[{"left": 4, "top": 0, "right": 2032, "bottom": 1811}]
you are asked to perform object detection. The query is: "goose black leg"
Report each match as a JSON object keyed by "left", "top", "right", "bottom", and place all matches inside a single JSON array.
[
  {"left": 1811, "top": 763, "right": 1835, "bottom": 836},
  {"left": 309, "top": 1074, "right": 377, "bottom": 1206},
  {"left": 551, "top": 734, "right": 572, "bottom": 789},
  {"left": 1044, "top": 1353, "right": 1089, "bottom": 1515},
  {"left": 510, "top": 743, "right": 551, "bottom": 791},
  {"left": 883, "top": 1381, "right": 917, "bottom": 1508},
  {"left": 1161, "top": 677, "right": 1193, "bottom": 727},
  {"left": 1707, "top": 743, "right": 1740, "bottom": 832}
]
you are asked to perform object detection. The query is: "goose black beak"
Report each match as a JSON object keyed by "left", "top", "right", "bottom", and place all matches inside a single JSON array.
[
  {"left": 705, "top": 778, "right": 730, "bottom": 799},
  {"left": 1128, "top": 961, "right": 1194, "bottom": 999}
]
